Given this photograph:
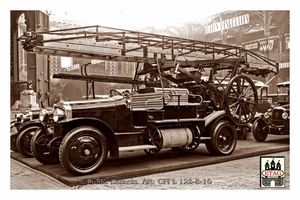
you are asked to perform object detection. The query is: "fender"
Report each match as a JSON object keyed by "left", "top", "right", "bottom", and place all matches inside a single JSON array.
[
  {"left": 16, "top": 119, "right": 43, "bottom": 133},
  {"left": 203, "top": 110, "right": 227, "bottom": 127},
  {"left": 57, "top": 117, "right": 119, "bottom": 158}
]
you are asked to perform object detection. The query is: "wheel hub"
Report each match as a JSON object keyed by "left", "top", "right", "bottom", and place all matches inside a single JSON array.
[
  {"left": 78, "top": 143, "right": 95, "bottom": 159},
  {"left": 219, "top": 135, "right": 227, "bottom": 142},
  {"left": 238, "top": 95, "right": 247, "bottom": 103},
  {"left": 84, "top": 149, "right": 91, "bottom": 156}
]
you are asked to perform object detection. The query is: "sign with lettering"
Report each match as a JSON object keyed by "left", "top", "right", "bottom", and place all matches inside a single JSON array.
[
  {"left": 279, "top": 62, "right": 289, "bottom": 69},
  {"left": 260, "top": 156, "right": 285, "bottom": 187},
  {"left": 205, "top": 14, "right": 250, "bottom": 34}
]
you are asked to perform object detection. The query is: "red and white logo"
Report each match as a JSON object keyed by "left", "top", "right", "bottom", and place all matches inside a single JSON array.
[{"left": 260, "top": 156, "right": 285, "bottom": 187}]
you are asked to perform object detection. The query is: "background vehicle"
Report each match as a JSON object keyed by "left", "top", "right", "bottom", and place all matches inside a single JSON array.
[
  {"left": 10, "top": 110, "right": 43, "bottom": 157},
  {"left": 19, "top": 25, "right": 278, "bottom": 175},
  {"left": 252, "top": 81, "right": 289, "bottom": 142}
]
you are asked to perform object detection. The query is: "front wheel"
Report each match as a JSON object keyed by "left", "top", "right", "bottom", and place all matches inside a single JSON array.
[
  {"left": 205, "top": 120, "right": 237, "bottom": 156},
  {"left": 59, "top": 126, "right": 108, "bottom": 175},
  {"left": 252, "top": 118, "right": 269, "bottom": 142},
  {"left": 16, "top": 126, "right": 41, "bottom": 157},
  {"left": 31, "top": 127, "right": 60, "bottom": 165}
]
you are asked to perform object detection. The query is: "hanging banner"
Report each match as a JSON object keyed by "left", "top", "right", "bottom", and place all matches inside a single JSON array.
[
  {"left": 279, "top": 62, "right": 289, "bottom": 69},
  {"left": 259, "top": 40, "right": 274, "bottom": 52},
  {"left": 205, "top": 14, "right": 250, "bottom": 34}
]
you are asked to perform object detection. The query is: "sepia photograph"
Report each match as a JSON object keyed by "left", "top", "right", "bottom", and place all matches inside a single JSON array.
[{"left": 4, "top": 0, "right": 297, "bottom": 198}]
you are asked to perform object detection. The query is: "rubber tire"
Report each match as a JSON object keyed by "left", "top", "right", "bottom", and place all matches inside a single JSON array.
[
  {"left": 16, "top": 126, "right": 40, "bottom": 157},
  {"left": 205, "top": 120, "right": 237, "bottom": 156},
  {"left": 59, "top": 126, "right": 108, "bottom": 175},
  {"left": 31, "top": 127, "right": 60, "bottom": 165},
  {"left": 252, "top": 118, "right": 269, "bottom": 142},
  {"left": 11, "top": 134, "right": 18, "bottom": 152}
]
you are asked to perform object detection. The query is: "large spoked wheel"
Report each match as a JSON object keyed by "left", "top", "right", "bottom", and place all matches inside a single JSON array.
[
  {"left": 225, "top": 75, "right": 258, "bottom": 125},
  {"left": 31, "top": 127, "right": 60, "bottom": 165},
  {"left": 144, "top": 124, "right": 163, "bottom": 155},
  {"left": 59, "top": 126, "right": 108, "bottom": 175},
  {"left": 205, "top": 120, "right": 237, "bottom": 156},
  {"left": 16, "top": 125, "right": 41, "bottom": 157},
  {"left": 252, "top": 118, "right": 269, "bottom": 142}
]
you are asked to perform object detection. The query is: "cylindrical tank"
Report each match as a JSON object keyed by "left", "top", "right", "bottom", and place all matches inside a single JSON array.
[{"left": 160, "top": 128, "right": 193, "bottom": 148}]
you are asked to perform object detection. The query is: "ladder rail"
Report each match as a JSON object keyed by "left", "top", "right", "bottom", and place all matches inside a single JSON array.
[{"left": 20, "top": 25, "right": 278, "bottom": 74}]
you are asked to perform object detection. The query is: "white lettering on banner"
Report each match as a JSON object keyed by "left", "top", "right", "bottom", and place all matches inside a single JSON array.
[
  {"left": 205, "top": 14, "right": 249, "bottom": 34},
  {"left": 279, "top": 62, "right": 289, "bottom": 69},
  {"left": 245, "top": 43, "right": 258, "bottom": 50},
  {"left": 259, "top": 40, "right": 274, "bottom": 52}
]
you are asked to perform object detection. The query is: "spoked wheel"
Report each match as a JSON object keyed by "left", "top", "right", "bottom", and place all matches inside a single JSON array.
[
  {"left": 31, "top": 127, "right": 60, "bottom": 165},
  {"left": 16, "top": 125, "right": 41, "bottom": 157},
  {"left": 252, "top": 118, "right": 269, "bottom": 142},
  {"left": 205, "top": 120, "right": 237, "bottom": 156},
  {"left": 225, "top": 75, "right": 258, "bottom": 125},
  {"left": 144, "top": 124, "right": 163, "bottom": 155},
  {"left": 59, "top": 126, "right": 108, "bottom": 175}
]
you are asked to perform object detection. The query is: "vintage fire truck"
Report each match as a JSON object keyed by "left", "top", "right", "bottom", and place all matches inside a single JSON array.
[{"left": 18, "top": 25, "right": 278, "bottom": 175}]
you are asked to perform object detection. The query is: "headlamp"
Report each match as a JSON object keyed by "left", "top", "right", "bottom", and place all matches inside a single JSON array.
[
  {"left": 282, "top": 112, "right": 288, "bottom": 120},
  {"left": 264, "top": 112, "right": 270, "bottom": 119},
  {"left": 53, "top": 108, "right": 65, "bottom": 122},
  {"left": 39, "top": 109, "right": 49, "bottom": 122}
]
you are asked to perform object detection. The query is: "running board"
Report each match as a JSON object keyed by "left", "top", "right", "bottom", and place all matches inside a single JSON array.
[{"left": 119, "top": 144, "right": 157, "bottom": 152}]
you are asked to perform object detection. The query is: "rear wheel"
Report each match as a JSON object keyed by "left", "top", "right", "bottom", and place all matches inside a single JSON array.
[
  {"left": 31, "top": 127, "right": 60, "bottom": 165},
  {"left": 16, "top": 126, "right": 40, "bottom": 157},
  {"left": 205, "top": 120, "right": 237, "bottom": 156},
  {"left": 59, "top": 126, "right": 108, "bottom": 175},
  {"left": 252, "top": 118, "right": 269, "bottom": 142},
  {"left": 144, "top": 124, "right": 162, "bottom": 155}
]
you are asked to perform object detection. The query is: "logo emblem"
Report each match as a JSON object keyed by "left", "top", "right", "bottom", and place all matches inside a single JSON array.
[{"left": 260, "top": 156, "right": 285, "bottom": 187}]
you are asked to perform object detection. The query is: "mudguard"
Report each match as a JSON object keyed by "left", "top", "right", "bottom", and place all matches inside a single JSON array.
[{"left": 57, "top": 117, "right": 120, "bottom": 158}]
